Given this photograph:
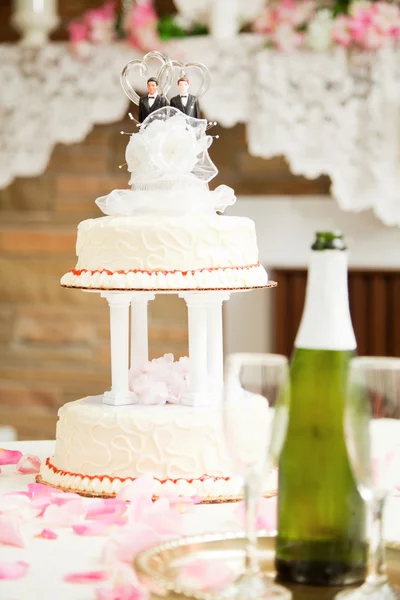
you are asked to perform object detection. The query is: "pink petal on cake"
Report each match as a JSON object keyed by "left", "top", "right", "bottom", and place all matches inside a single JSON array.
[
  {"left": 0, "top": 448, "right": 23, "bottom": 466},
  {"left": 117, "top": 473, "right": 154, "bottom": 505},
  {"left": 0, "top": 560, "right": 29, "bottom": 580},
  {"left": 64, "top": 570, "right": 109, "bottom": 584},
  {"left": 96, "top": 584, "right": 147, "bottom": 600},
  {"left": 16, "top": 454, "right": 41, "bottom": 475},
  {"left": 35, "top": 528, "right": 58, "bottom": 540},
  {"left": 72, "top": 522, "right": 111, "bottom": 536},
  {"left": 179, "top": 559, "right": 235, "bottom": 591},
  {"left": 0, "top": 515, "right": 25, "bottom": 547},
  {"left": 86, "top": 498, "right": 127, "bottom": 521},
  {"left": 43, "top": 499, "right": 87, "bottom": 526}
]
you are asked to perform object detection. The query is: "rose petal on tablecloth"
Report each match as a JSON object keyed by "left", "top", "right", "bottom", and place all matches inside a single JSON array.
[
  {"left": 178, "top": 558, "right": 235, "bottom": 591},
  {"left": 72, "top": 522, "right": 113, "bottom": 536},
  {"left": 0, "top": 560, "right": 29, "bottom": 580},
  {"left": 64, "top": 570, "right": 109, "bottom": 584},
  {"left": 16, "top": 454, "right": 41, "bottom": 475},
  {"left": 43, "top": 498, "right": 87, "bottom": 527},
  {"left": 86, "top": 498, "right": 127, "bottom": 521},
  {"left": 35, "top": 528, "right": 58, "bottom": 540},
  {"left": 0, "top": 514, "right": 25, "bottom": 547},
  {"left": 0, "top": 448, "right": 22, "bottom": 466}
]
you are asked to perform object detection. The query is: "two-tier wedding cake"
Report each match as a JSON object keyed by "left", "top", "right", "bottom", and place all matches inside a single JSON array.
[{"left": 38, "top": 53, "right": 273, "bottom": 502}]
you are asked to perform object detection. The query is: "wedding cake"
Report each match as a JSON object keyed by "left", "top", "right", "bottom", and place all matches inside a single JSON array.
[
  {"left": 60, "top": 108, "right": 267, "bottom": 292},
  {"left": 38, "top": 56, "right": 272, "bottom": 501}
]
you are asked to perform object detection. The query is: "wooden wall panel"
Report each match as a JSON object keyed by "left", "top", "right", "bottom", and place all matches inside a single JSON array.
[{"left": 272, "top": 268, "right": 400, "bottom": 358}]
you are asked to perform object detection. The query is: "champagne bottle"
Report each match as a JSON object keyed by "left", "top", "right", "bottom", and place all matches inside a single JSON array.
[{"left": 275, "top": 231, "right": 367, "bottom": 586}]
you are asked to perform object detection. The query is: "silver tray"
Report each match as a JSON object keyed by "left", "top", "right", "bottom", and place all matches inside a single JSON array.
[{"left": 135, "top": 533, "right": 400, "bottom": 600}]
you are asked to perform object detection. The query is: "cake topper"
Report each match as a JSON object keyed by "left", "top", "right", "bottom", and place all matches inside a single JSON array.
[
  {"left": 138, "top": 76, "right": 168, "bottom": 123},
  {"left": 169, "top": 76, "right": 200, "bottom": 120},
  {"left": 120, "top": 52, "right": 214, "bottom": 127},
  {"left": 105, "top": 53, "right": 233, "bottom": 218}
]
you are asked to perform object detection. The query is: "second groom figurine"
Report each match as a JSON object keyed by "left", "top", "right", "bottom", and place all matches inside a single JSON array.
[{"left": 170, "top": 77, "right": 200, "bottom": 119}]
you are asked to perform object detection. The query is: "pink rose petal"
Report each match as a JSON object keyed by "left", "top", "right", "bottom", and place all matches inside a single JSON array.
[
  {"left": 49, "top": 491, "right": 82, "bottom": 506},
  {"left": 43, "top": 499, "right": 87, "bottom": 527},
  {"left": 235, "top": 496, "right": 277, "bottom": 533},
  {"left": 0, "top": 493, "right": 32, "bottom": 515},
  {"left": 141, "top": 498, "right": 183, "bottom": 536},
  {"left": 0, "top": 448, "right": 23, "bottom": 466},
  {"left": 0, "top": 560, "right": 29, "bottom": 580},
  {"left": 72, "top": 522, "right": 112, "bottom": 536},
  {"left": 86, "top": 498, "right": 126, "bottom": 521},
  {"left": 180, "top": 559, "right": 235, "bottom": 591},
  {"left": 117, "top": 473, "right": 154, "bottom": 504},
  {"left": 0, "top": 515, "right": 25, "bottom": 548},
  {"left": 35, "top": 528, "right": 58, "bottom": 540},
  {"left": 158, "top": 492, "right": 199, "bottom": 513},
  {"left": 102, "top": 523, "right": 161, "bottom": 564},
  {"left": 16, "top": 454, "right": 41, "bottom": 475},
  {"left": 64, "top": 570, "right": 109, "bottom": 584}
]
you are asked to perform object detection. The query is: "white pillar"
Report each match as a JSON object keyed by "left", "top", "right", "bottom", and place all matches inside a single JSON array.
[
  {"left": 210, "top": 0, "right": 239, "bottom": 39},
  {"left": 130, "top": 293, "right": 155, "bottom": 371},
  {"left": 180, "top": 293, "right": 210, "bottom": 407},
  {"left": 180, "top": 292, "right": 230, "bottom": 407},
  {"left": 11, "top": 0, "right": 60, "bottom": 47},
  {"left": 102, "top": 292, "right": 136, "bottom": 406},
  {"left": 206, "top": 293, "right": 231, "bottom": 403}
]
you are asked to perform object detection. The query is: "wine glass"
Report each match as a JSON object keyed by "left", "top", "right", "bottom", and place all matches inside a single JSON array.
[
  {"left": 223, "top": 353, "right": 292, "bottom": 600},
  {"left": 336, "top": 356, "right": 400, "bottom": 600}
]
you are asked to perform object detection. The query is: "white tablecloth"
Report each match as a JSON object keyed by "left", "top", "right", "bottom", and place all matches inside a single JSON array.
[{"left": 0, "top": 441, "right": 399, "bottom": 600}]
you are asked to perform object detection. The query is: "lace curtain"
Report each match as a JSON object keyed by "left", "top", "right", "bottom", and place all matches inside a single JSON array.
[{"left": 1, "top": 36, "right": 400, "bottom": 225}]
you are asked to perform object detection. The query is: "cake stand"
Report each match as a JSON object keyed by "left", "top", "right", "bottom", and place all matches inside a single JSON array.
[{"left": 77, "top": 283, "right": 277, "bottom": 408}]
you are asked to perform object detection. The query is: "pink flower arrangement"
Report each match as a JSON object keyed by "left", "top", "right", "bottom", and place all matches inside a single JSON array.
[
  {"left": 253, "top": 0, "right": 400, "bottom": 51},
  {"left": 125, "top": 0, "right": 162, "bottom": 52},
  {"left": 67, "top": 0, "right": 162, "bottom": 56}
]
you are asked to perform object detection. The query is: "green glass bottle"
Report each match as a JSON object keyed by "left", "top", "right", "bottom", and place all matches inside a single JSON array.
[{"left": 275, "top": 231, "right": 367, "bottom": 586}]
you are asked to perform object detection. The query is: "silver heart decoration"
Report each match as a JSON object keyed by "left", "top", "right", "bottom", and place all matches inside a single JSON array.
[
  {"left": 120, "top": 51, "right": 173, "bottom": 106},
  {"left": 158, "top": 60, "right": 211, "bottom": 100}
]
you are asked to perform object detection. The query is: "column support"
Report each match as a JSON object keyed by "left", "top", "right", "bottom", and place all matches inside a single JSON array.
[
  {"left": 101, "top": 292, "right": 136, "bottom": 406},
  {"left": 179, "top": 292, "right": 230, "bottom": 407},
  {"left": 206, "top": 293, "right": 231, "bottom": 405},
  {"left": 130, "top": 293, "right": 155, "bottom": 371}
]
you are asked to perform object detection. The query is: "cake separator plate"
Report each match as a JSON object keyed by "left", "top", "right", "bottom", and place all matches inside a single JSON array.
[
  {"left": 135, "top": 533, "right": 400, "bottom": 600},
  {"left": 62, "top": 281, "right": 278, "bottom": 293}
]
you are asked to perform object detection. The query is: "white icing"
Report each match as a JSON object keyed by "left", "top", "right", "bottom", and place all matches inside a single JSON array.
[
  {"left": 50, "top": 396, "right": 234, "bottom": 480},
  {"left": 69, "top": 214, "right": 262, "bottom": 273},
  {"left": 39, "top": 396, "right": 278, "bottom": 500},
  {"left": 38, "top": 459, "right": 249, "bottom": 499}
]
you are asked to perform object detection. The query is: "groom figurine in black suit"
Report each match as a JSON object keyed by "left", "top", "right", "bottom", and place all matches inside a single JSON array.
[
  {"left": 170, "top": 76, "right": 200, "bottom": 119},
  {"left": 138, "top": 77, "right": 168, "bottom": 123}
]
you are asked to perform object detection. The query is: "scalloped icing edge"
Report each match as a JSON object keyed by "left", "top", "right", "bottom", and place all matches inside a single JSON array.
[
  {"left": 60, "top": 264, "right": 269, "bottom": 291},
  {"left": 38, "top": 457, "right": 277, "bottom": 502}
]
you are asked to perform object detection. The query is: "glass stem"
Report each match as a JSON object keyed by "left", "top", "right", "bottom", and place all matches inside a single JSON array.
[
  {"left": 244, "top": 472, "right": 260, "bottom": 575},
  {"left": 366, "top": 496, "right": 387, "bottom": 587}
]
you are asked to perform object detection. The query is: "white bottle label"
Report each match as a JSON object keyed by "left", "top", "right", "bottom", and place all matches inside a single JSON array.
[{"left": 295, "top": 251, "right": 357, "bottom": 351}]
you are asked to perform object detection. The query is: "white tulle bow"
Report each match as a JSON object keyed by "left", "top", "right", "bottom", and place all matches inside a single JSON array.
[{"left": 95, "top": 184, "right": 236, "bottom": 216}]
